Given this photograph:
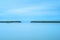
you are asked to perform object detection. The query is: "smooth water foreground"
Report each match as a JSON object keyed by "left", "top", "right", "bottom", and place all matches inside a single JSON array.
[{"left": 0, "top": 23, "right": 60, "bottom": 40}]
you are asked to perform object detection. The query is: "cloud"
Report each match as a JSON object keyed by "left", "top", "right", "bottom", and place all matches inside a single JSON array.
[
  {"left": 5, "top": 5, "right": 59, "bottom": 16},
  {"left": 6, "top": 6, "right": 41, "bottom": 13}
]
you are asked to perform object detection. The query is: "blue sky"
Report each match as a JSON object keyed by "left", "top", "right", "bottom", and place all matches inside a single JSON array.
[
  {"left": 0, "top": 0, "right": 60, "bottom": 21},
  {"left": 0, "top": 0, "right": 60, "bottom": 40}
]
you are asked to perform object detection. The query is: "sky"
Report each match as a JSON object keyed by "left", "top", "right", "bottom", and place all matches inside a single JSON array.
[
  {"left": 0, "top": 0, "right": 60, "bottom": 21},
  {"left": 0, "top": 0, "right": 60, "bottom": 40}
]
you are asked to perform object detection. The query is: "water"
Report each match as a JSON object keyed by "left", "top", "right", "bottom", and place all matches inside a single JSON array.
[{"left": 0, "top": 23, "right": 60, "bottom": 40}]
